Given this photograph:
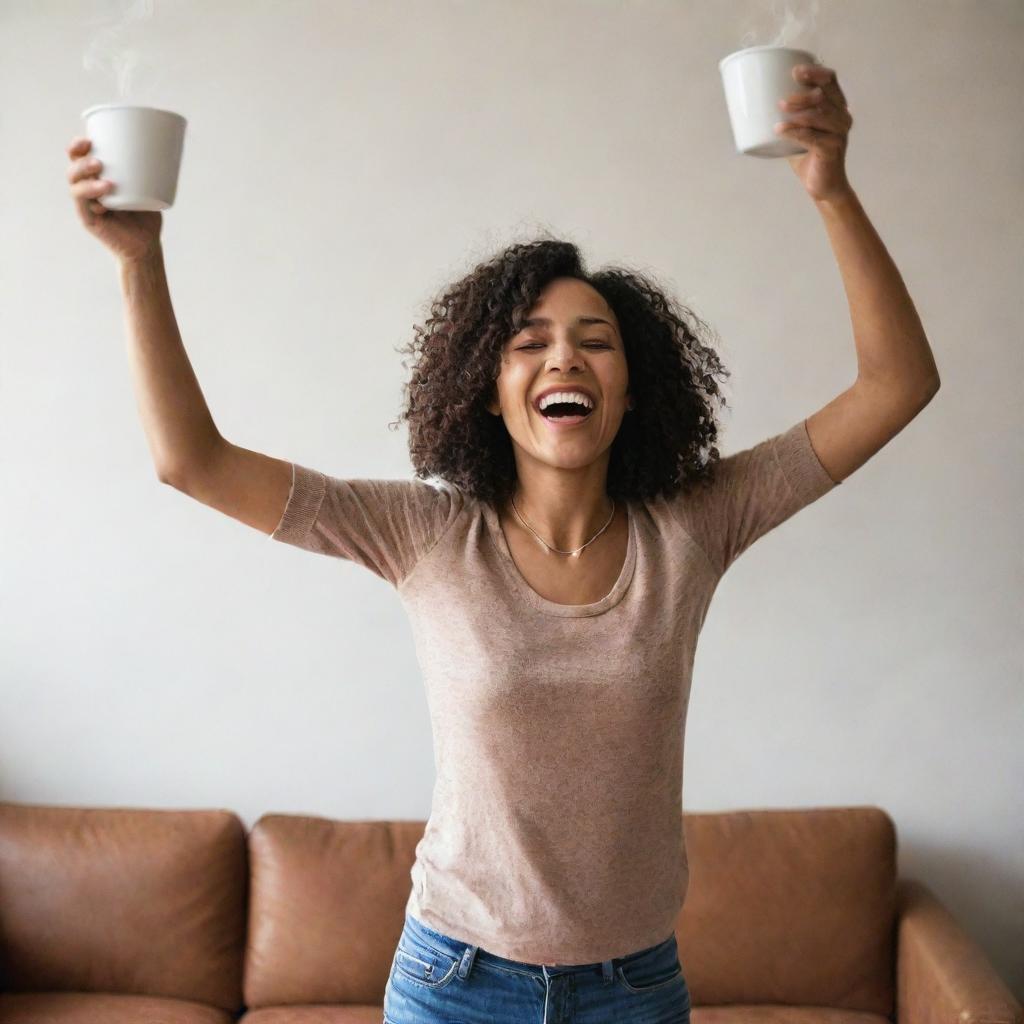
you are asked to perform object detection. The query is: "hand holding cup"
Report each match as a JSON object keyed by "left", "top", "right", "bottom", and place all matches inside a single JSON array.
[
  {"left": 774, "top": 62, "right": 855, "bottom": 202},
  {"left": 67, "top": 136, "right": 162, "bottom": 264}
]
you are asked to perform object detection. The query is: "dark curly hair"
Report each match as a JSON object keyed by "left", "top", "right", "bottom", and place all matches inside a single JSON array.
[{"left": 388, "top": 233, "right": 733, "bottom": 508}]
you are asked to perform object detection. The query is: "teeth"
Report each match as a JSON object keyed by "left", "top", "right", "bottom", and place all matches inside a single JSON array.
[{"left": 537, "top": 391, "right": 595, "bottom": 412}]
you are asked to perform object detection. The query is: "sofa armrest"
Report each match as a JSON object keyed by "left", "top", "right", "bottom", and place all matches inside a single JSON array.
[{"left": 896, "top": 878, "right": 1022, "bottom": 1024}]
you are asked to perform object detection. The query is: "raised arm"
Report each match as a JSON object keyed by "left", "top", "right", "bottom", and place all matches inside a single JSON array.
[
  {"left": 802, "top": 189, "right": 940, "bottom": 484},
  {"left": 117, "top": 243, "right": 223, "bottom": 484},
  {"left": 69, "top": 134, "right": 294, "bottom": 537},
  {"left": 116, "top": 243, "right": 292, "bottom": 534},
  {"left": 770, "top": 65, "right": 941, "bottom": 482}
]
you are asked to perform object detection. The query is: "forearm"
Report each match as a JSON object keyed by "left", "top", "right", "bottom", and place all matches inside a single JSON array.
[
  {"left": 119, "top": 243, "right": 222, "bottom": 482},
  {"left": 815, "top": 188, "right": 940, "bottom": 396}
]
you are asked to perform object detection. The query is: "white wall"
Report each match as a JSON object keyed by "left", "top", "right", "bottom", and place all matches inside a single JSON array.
[{"left": 2, "top": 0, "right": 1020, "bottom": 997}]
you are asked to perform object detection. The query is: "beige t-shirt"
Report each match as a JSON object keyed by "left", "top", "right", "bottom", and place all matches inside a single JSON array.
[{"left": 269, "top": 417, "right": 839, "bottom": 964}]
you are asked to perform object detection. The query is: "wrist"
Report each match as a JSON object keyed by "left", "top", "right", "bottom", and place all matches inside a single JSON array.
[
  {"left": 814, "top": 186, "right": 859, "bottom": 212},
  {"left": 119, "top": 241, "right": 163, "bottom": 272}
]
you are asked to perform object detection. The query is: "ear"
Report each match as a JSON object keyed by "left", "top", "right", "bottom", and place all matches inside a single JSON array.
[{"left": 486, "top": 384, "right": 501, "bottom": 416}]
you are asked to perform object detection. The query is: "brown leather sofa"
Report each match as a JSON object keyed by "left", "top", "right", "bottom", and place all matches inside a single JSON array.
[{"left": 0, "top": 802, "right": 1019, "bottom": 1023}]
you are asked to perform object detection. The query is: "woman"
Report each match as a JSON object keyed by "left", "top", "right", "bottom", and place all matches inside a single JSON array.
[{"left": 67, "top": 62, "right": 938, "bottom": 1024}]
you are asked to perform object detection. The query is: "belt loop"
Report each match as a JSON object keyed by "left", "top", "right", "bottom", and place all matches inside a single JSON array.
[
  {"left": 602, "top": 958, "right": 614, "bottom": 983},
  {"left": 457, "top": 943, "right": 478, "bottom": 979}
]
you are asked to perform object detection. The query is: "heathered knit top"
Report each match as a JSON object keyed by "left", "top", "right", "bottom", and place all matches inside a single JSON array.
[{"left": 269, "top": 417, "right": 839, "bottom": 965}]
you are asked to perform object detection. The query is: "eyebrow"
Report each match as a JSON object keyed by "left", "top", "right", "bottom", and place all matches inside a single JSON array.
[{"left": 520, "top": 316, "right": 615, "bottom": 329}]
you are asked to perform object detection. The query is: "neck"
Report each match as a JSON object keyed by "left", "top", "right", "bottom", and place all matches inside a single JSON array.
[{"left": 507, "top": 486, "right": 616, "bottom": 553}]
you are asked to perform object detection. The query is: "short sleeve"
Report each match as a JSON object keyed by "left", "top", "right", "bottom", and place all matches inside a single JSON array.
[
  {"left": 268, "top": 463, "right": 463, "bottom": 588},
  {"left": 667, "top": 418, "right": 840, "bottom": 576}
]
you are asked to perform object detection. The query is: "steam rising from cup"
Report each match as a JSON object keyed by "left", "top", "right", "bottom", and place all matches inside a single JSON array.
[
  {"left": 738, "top": 0, "right": 822, "bottom": 50},
  {"left": 82, "top": 0, "right": 160, "bottom": 101}
]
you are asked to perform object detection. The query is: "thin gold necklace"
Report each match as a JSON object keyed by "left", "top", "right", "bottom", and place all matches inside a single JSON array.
[{"left": 509, "top": 494, "right": 616, "bottom": 558}]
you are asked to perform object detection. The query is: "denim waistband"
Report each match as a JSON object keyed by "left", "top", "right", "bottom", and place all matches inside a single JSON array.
[{"left": 403, "top": 911, "right": 675, "bottom": 981}]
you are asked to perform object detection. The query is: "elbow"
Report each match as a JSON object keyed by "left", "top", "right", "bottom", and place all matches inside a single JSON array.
[
  {"left": 911, "top": 376, "right": 941, "bottom": 415},
  {"left": 903, "top": 371, "right": 942, "bottom": 407},
  {"left": 858, "top": 372, "right": 941, "bottom": 409},
  {"left": 922, "top": 374, "right": 941, "bottom": 405},
  {"left": 157, "top": 465, "right": 181, "bottom": 488}
]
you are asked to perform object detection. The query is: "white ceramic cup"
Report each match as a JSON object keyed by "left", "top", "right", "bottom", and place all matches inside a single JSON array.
[
  {"left": 719, "top": 46, "right": 819, "bottom": 158},
  {"left": 81, "top": 104, "right": 187, "bottom": 210}
]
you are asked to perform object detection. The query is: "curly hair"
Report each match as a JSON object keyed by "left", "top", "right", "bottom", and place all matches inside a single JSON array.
[{"left": 388, "top": 233, "right": 733, "bottom": 508}]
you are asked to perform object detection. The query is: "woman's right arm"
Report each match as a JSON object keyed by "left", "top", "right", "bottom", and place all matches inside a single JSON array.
[
  {"left": 69, "top": 136, "right": 292, "bottom": 536},
  {"left": 118, "top": 243, "right": 220, "bottom": 484},
  {"left": 119, "top": 246, "right": 293, "bottom": 535}
]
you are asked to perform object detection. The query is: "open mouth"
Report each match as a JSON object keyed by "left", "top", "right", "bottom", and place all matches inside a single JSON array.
[{"left": 535, "top": 400, "right": 595, "bottom": 426}]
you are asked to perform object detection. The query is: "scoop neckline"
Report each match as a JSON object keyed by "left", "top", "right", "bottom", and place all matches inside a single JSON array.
[{"left": 481, "top": 498, "right": 637, "bottom": 618}]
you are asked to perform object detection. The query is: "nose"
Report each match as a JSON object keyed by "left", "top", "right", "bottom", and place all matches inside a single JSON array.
[{"left": 544, "top": 338, "right": 586, "bottom": 371}]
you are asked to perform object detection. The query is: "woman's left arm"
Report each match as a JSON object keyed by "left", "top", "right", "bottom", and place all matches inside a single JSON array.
[{"left": 776, "top": 62, "right": 941, "bottom": 485}]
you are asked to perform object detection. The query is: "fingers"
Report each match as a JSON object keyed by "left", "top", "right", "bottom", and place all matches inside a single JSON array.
[
  {"left": 67, "top": 137, "right": 114, "bottom": 218},
  {"left": 792, "top": 64, "right": 848, "bottom": 110},
  {"left": 779, "top": 98, "right": 847, "bottom": 131},
  {"left": 793, "top": 64, "right": 836, "bottom": 87},
  {"left": 66, "top": 137, "right": 102, "bottom": 189},
  {"left": 68, "top": 153, "right": 103, "bottom": 185},
  {"left": 70, "top": 177, "right": 113, "bottom": 200},
  {"left": 781, "top": 86, "right": 824, "bottom": 109},
  {"left": 780, "top": 85, "right": 852, "bottom": 132},
  {"left": 67, "top": 135, "right": 113, "bottom": 202}
]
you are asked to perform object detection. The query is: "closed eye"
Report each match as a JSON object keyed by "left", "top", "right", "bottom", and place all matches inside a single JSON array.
[{"left": 518, "top": 341, "right": 610, "bottom": 349}]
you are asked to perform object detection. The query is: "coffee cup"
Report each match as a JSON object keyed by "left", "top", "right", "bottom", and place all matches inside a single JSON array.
[
  {"left": 81, "top": 104, "right": 187, "bottom": 210},
  {"left": 719, "top": 46, "right": 819, "bottom": 158}
]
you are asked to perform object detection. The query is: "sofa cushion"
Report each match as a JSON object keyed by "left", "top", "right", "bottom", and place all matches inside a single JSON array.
[
  {"left": 0, "top": 992, "right": 235, "bottom": 1023},
  {"left": 677, "top": 806, "right": 897, "bottom": 1016},
  {"left": 244, "top": 816, "right": 423, "bottom": 1010},
  {"left": 241, "top": 1008, "right": 390, "bottom": 1023},
  {"left": 0, "top": 803, "right": 247, "bottom": 1014}
]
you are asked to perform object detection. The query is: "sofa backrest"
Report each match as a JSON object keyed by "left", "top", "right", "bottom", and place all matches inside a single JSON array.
[
  {"left": 0, "top": 802, "right": 897, "bottom": 1016},
  {"left": 0, "top": 802, "right": 247, "bottom": 1014},
  {"left": 678, "top": 806, "right": 896, "bottom": 1016},
  {"left": 243, "top": 815, "right": 421, "bottom": 1009},
  {"left": 243, "top": 806, "right": 896, "bottom": 1015}
]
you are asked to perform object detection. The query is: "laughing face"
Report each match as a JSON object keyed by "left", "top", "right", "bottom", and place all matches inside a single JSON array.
[{"left": 486, "top": 277, "right": 633, "bottom": 474}]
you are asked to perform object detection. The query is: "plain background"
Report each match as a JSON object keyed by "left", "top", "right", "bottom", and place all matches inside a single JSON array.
[{"left": 1, "top": 0, "right": 1020, "bottom": 998}]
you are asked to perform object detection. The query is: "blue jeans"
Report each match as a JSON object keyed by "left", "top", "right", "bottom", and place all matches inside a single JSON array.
[{"left": 384, "top": 912, "right": 691, "bottom": 1024}]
